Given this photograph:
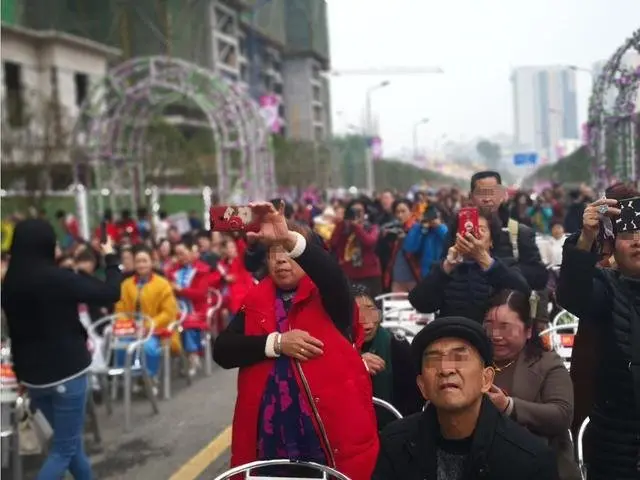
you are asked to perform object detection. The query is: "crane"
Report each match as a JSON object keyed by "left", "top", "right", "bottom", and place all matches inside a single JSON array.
[{"left": 328, "top": 66, "right": 444, "bottom": 76}]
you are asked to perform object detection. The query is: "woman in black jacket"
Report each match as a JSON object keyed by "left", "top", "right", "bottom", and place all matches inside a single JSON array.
[
  {"left": 409, "top": 212, "right": 530, "bottom": 323},
  {"left": 1, "top": 219, "right": 122, "bottom": 480},
  {"left": 353, "top": 284, "right": 422, "bottom": 429},
  {"left": 557, "top": 196, "right": 639, "bottom": 480}
]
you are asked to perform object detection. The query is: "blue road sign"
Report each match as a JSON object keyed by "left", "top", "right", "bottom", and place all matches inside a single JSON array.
[{"left": 513, "top": 153, "right": 538, "bottom": 166}]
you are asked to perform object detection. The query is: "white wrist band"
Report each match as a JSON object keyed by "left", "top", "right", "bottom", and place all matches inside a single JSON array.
[
  {"left": 286, "top": 231, "right": 307, "bottom": 259},
  {"left": 265, "top": 332, "right": 280, "bottom": 358}
]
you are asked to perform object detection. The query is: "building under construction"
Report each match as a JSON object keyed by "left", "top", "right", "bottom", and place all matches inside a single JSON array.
[{"left": 3, "top": 0, "right": 332, "bottom": 142}]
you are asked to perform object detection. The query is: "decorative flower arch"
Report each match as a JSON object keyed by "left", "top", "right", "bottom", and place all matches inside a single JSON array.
[
  {"left": 71, "top": 56, "right": 276, "bottom": 215},
  {"left": 586, "top": 29, "right": 640, "bottom": 191}
]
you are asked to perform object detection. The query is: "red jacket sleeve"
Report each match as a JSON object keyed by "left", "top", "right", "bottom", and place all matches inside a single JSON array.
[
  {"left": 208, "top": 270, "right": 223, "bottom": 289},
  {"left": 179, "top": 271, "right": 209, "bottom": 303}
]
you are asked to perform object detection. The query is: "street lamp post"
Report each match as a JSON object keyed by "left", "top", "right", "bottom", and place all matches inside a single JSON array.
[
  {"left": 412, "top": 118, "right": 429, "bottom": 162},
  {"left": 364, "top": 80, "right": 390, "bottom": 194}
]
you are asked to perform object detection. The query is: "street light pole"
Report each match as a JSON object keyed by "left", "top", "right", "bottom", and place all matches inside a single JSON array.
[
  {"left": 412, "top": 118, "right": 429, "bottom": 162},
  {"left": 364, "top": 80, "right": 390, "bottom": 194}
]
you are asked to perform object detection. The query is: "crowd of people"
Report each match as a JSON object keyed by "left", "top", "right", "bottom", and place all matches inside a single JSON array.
[{"left": 1, "top": 169, "right": 639, "bottom": 480}]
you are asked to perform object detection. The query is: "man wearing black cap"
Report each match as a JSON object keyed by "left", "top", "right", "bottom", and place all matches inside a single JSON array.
[{"left": 373, "top": 316, "right": 559, "bottom": 480}]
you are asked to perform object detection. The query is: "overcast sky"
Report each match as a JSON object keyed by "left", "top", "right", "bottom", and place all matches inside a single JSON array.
[{"left": 326, "top": 0, "right": 640, "bottom": 154}]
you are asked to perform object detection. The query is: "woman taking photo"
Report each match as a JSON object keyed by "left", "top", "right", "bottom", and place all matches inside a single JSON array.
[
  {"left": 484, "top": 290, "right": 580, "bottom": 480},
  {"left": 381, "top": 199, "right": 421, "bottom": 293},
  {"left": 214, "top": 202, "right": 378, "bottom": 480},
  {"left": 409, "top": 212, "right": 531, "bottom": 323},
  {"left": 1, "top": 219, "right": 122, "bottom": 480},
  {"left": 557, "top": 196, "right": 640, "bottom": 480}
]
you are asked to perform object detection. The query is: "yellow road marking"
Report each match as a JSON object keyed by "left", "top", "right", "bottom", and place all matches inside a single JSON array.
[{"left": 169, "top": 425, "right": 233, "bottom": 480}]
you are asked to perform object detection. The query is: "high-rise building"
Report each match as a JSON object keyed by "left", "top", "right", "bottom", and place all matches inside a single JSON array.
[
  {"left": 15, "top": 0, "right": 332, "bottom": 143},
  {"left": 511, "top": 66, "right": 579, "bottom": 162}
]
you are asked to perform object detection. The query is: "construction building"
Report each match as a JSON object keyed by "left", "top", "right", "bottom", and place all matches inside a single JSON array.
[{"left": 5, "top": 0, "right": 332, "bottom": 143}]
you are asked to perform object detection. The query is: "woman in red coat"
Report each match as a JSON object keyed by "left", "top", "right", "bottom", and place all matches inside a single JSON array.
[
  {"left": 213, "top": 202, "right": 378, "bottom": 480},
  {"left": 167, "top": 238, "right": 210, "bottom": 376}
]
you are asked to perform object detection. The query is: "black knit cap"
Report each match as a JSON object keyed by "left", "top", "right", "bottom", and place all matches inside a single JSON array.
[{"left": 412, "top": 316, "right": 493, "bottom": 373}]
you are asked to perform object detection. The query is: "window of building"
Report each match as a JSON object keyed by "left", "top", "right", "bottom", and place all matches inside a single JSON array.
[
  {"left": 3, "top": 61, "right": 24, "bottom": 127},
  {"left": 74, "top": 73, "right": 88, "bottom": 107},
  {"left": 313, "top": 105, "right": 322, "bottom": 123},
  {"left": 240, "top": 64, "right": 248, "bottom": 82},
  {"left": 273, "top": 82, "right": 283, "bottom": 95},
  {"left": 313, "top": 85, "right": 321, "bottom": 102},
  {"left": 314, "top": 126, "right": 324, "bottom": 142},
  {"left": 278, "top": 103, "right": 285, "bottom": 118}
]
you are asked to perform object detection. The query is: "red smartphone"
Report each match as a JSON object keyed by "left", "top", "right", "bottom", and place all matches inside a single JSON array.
[
  {"left": 458, "top": 207, "right": 479, "bottom": 238},
  {"left": 209, "top": 206, "right": 260, "bottom": 232}
]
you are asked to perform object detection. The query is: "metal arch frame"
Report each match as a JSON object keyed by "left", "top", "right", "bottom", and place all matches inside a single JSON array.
[
  {"left": 586, "top": 29, "right": 640, "bottom": 191},
  {"left": 72, "top": 56, "right": 276, "bottom": 220}
]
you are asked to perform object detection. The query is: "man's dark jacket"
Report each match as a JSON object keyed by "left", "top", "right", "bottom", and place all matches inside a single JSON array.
[{"left": 373, "top": 395, "right": 559, "bottom": 480}]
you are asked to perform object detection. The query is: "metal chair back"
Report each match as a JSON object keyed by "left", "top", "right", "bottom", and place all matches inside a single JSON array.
[
  {"left": 539, "top": 322, "right": 579, "bottom": 370},
  {"left": 577, "top": 417, "right": 590, "bottom": 480},
  {"left": 372, "top": 397, "right": 403, "bottom": 420},
  {"left": 213, "top": 459, "right": 351, "bottom": 480},
  {"left": 375, "top": 293, "right": 410, "bottom": 320},
  {"left": 92, "top": 312, "right": 155, "bottom": 369}
]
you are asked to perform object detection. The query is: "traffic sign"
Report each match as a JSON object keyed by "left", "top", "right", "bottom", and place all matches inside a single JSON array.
[{"left": 513, "top": 153, "right": 538, "bottom": 166}]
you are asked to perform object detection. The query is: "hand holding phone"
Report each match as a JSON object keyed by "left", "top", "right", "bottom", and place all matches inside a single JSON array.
[
  {"left": 209, "top": 206, "right": 260, "bottom": 233},
  {"left": 457, "top": 207, "right": 479, "bottom": 239}
]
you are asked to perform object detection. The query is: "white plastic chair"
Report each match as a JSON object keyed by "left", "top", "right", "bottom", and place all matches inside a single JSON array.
[
  {"left": 213, "top": 459, "right": 352, "bottom": 480},
  {"left": 539, "top": 323, "right": 579, "bottom": 371},
  {"left": 88, "top": 312, "right": 160, "bottom": 431},
  {"left": 577, "top": 417, "right": 590, "bottom": 480}
]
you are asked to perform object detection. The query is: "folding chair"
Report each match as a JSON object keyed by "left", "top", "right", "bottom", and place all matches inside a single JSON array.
[
  {"left": 213, "top": 459, "right": 352, "bottom": 480},
  {"left": 0, "top": 342, "right": 22, "bottom": 480},
  {"left": 88, "top": 313, "right": 160, "bottom": 432},
  {"left": 539, "top": 322, "right": 579, "bottom": 371},
  {"left": 577, "top": 417, "right": 590, "bottom": 480},
  {"left": 372, "top": 397, "right": 403, "bottom": 420}
]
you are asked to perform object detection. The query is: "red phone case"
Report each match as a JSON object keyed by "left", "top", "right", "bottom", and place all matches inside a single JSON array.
[
  {"left": 209, "top": 206, "right": 260, "bottom": 233},
  {"left": 458, "top": 207, "right": 479, "bottom": 238}
]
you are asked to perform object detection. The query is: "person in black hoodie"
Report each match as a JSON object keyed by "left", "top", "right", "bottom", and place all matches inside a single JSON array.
[
  {"left": 1, "top": 219, "right": 122, "bottom": 480},
  {"left": 409, "top": 211, "right": 530, "bottom": 323}
]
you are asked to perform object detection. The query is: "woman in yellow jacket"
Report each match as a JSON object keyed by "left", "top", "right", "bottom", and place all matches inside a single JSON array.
[{"left": 115, "top": 245, "right": 181, "bottom": 386}]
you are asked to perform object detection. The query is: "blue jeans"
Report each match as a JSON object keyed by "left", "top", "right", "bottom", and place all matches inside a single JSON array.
[
  {"left": 28, "top": 373, "right": 93, "bottom": 480},
  {"left": 182, "top": 330, "right": 201, "bottom": 354}
]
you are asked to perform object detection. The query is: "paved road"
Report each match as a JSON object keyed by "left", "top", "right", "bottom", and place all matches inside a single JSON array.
[{"left": 4, "top": 366, "right": 238, "bottom": 480}]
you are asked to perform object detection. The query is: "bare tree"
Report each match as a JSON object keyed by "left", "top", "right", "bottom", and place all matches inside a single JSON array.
[{"left": 1, "top": 90, "right": 74, "bottom": 208}]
